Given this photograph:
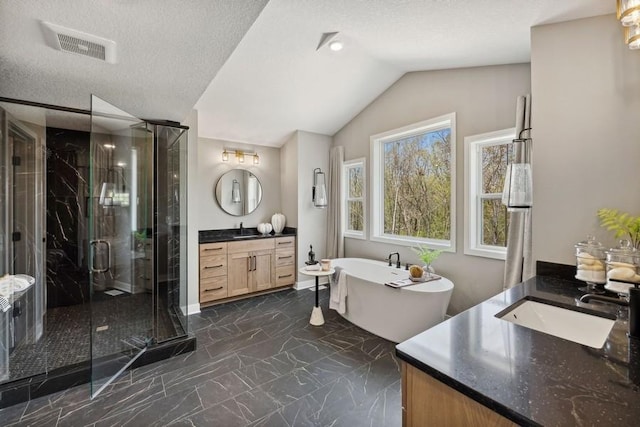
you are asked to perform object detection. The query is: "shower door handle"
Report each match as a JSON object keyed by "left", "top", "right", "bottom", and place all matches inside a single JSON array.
[{"left": 90, "top": 239, "right": 111, "bottom": 273}]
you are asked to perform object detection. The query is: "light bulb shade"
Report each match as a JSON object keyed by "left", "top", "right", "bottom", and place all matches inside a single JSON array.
[
  {"left": 626, "top": 25, "right": 640, "bottom": 49},
  {"left": 231, "top": 179, "right": 241, "bottom": 203},
  {"left": 237, "top": 152, "right": 244, "bottom": 163},
  {"left": 313, "top": 168, "right": 328, "bottom": 208},
  {"left": 253, "top": 154, "right": 260, "bottom": 165},
  {"left": 502, "top": 163, "right": 532, "bottom": 211},
  {"left": 222, "top": 150, "right": 229, "bottom": 162},
  {"left": 618, "top": 0, "right": 640, "bottom": 26}
]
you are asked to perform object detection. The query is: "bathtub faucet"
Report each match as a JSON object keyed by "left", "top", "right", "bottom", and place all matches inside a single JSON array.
[{"left": 388, "top": 252, "right": 401, "bottom": 268}]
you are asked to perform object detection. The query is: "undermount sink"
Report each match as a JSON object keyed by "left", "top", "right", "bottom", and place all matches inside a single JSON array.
[
  {"left": 497, "top": 298, "right": 615, "bottom": 348},
  {"left": 232, "top": 234, "right": 259, "bottom": 239}
]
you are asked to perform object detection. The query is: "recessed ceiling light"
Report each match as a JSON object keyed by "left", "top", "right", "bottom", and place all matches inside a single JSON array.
[{"left": 329, "top": 40, "right": 343, "bottom": 51}]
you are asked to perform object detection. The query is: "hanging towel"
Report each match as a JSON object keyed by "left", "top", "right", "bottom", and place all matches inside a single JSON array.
[{"left": 329, "top": 267, "right": 348, "bottom": 314}]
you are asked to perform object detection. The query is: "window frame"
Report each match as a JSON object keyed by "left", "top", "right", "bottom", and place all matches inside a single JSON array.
[
  {"left": 370, "top": 113, "right": 456, "bottom": 251},
  {"left": 464, "top": 127, "right": 515, "bottom": 260},
  {"left": 342, "top": 158, "right": 366, "bottom": 240}
]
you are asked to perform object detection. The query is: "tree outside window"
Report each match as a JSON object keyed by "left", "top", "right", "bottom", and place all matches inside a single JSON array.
[
  {"left": 464, "top": 128, "right": 515, "bottom": 259},
  {"left": 371, "top": 113, "right": 456, "bottom": 249},
  {"left": 343, "top": 158, "right": 365, "bottom": 239}
]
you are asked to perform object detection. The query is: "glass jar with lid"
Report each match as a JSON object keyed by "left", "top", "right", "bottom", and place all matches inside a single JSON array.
[
  {"left": 605, "top": 239, "right": 640, "bottom": 295},
  {"left": 575, "top": 235, "right": 607, "bottom": 286}
]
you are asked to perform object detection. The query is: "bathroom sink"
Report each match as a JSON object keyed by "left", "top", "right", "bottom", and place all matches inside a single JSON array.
[
  {"left": 232, "top": 234, "right": 259, "bottom": 239},
  {"left": 497, "top": 298, "right": 615, "bottom": 348}
]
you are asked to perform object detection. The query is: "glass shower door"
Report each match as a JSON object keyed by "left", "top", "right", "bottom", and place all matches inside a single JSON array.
[{"left": 89, "top": 95, "right": 152, "bottom": 398}]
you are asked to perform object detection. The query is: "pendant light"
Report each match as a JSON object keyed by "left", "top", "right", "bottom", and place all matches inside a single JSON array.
[
  {"left": 312, "top": 168, "right": 328, "bottom": 208},
  {"left": 501, "top": 128, "right": 532, "bottom": 211},
  {"left": 231, "top": 179, "right": 241, "bottom": 204}
]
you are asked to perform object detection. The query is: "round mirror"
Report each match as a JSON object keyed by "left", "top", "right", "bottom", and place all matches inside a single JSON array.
[{"left": 215, "top": 169, "right": 263, "bottom": 216}]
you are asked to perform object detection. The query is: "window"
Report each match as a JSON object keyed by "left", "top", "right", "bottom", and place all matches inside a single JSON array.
[
  {"left": 370, "top": 113, "right": 456, "bottom": 250},
  {"left": 343, "top": 158, "right": 366, "bottom": 239},
  {"left": 464, "top": 128, "right": 515, "bottom": 259}
]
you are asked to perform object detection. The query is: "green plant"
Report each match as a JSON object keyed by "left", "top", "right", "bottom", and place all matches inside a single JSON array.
[
  {"left": 597, "top": 208, "right": 640, "bottom": 249},
  {"left": 412, "top": 244, "right": 443, "bottom": 266}
]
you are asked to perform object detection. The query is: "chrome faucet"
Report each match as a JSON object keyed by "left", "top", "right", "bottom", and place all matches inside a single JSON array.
[
  {"left": 580, "top": 284, "right": 640, "bottom": 339},
  {"left": 388, "top": 252, "right": 401, "bottom": 268},
  {"left": 239, "top": 222, "right": 244, "bottom": 235}
]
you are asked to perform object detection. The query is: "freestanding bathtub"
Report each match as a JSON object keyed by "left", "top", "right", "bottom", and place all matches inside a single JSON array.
[{"left": 331, "top": 258, "right": 453, "bottom": 343}]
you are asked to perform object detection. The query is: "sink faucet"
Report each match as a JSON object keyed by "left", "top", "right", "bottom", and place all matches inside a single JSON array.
[
  {"left": 239, "top": 222, "right": 244, "bottom": 235},
  {"left": 580, "top": 284, "right": 640, "bottom": 339},
  {"left": 388, "top": 252, "right": 400, "bottom": 268}
]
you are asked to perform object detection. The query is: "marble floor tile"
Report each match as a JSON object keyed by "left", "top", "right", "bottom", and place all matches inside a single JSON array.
[{"left": 3, "top": 288, "right": 403, "bottom": 427}]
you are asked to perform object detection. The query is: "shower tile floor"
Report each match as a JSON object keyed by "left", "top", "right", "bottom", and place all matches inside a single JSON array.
[
  {"left": 0, "top": 288, "right": 402, "bottom": 426},
  {"left": 7, "top": 291, "right": 179, "bottom": 382}
]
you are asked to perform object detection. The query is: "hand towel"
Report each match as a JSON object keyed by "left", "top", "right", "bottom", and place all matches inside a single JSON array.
[{"left": 329, "top": 267, "right": 348, "bottom": 314}]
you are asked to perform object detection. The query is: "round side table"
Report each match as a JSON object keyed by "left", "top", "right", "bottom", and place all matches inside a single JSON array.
[{"left": 298, "top": 267, "right": 335, "bottom": 326}]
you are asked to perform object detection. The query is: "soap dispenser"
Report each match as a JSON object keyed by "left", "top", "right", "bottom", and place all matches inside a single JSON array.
[{"left": 306, "top": 245, "right": 316, "bottom": 265}]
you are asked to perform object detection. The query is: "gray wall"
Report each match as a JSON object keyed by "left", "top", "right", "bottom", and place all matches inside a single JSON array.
[
  {"left": 531, "top": 14, "right": 640, "bottom": 266},
  {"left": 197, "top": 137, "right": 282, "bottom": 230},
  {"left": 333, "top": 63, "right": 532, "bottom": 314},
  {"left": 280, "top": 131, "right": 331, "bottom": 284}
]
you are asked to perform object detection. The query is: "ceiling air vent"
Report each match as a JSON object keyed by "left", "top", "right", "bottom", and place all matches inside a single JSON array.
[{"left": 40, "top": 21, "right": 117, "bottom": 63}]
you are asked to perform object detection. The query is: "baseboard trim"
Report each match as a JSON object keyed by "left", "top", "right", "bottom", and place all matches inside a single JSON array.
[{"left": 181, "top": 303, "right": 201, "bottom": 316}]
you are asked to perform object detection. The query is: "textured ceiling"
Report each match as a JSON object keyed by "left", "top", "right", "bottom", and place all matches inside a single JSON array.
[
  {"left": 0, "top": 0, "right": 268, "bottom": 122},
  {"left": 195, "top": 0, "right": 614, "bottom": 146},
  {"left": 0, "top": 1, "right": 615, "bottom": 144}
]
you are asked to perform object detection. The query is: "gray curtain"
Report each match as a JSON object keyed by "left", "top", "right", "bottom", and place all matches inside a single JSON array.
[
  {"left": 326, "top": 146, "right": 344, "bottom": 259},
  {"left": 503, "top": 94, "right": 533, "bottom": 289}
]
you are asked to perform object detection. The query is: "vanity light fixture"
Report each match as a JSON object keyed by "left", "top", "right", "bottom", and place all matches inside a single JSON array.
[
  {"left": 221, "top": 149, "right": 260, "bottom": 164},
  {"left": 501, "top": 128, "right": 533, "bottom": 211},
  {"left": 617, "top": 0, "right": 640, "bottom": 49},
  {"left": 312, "top": 168, "right": 328, "bottom": 208}
]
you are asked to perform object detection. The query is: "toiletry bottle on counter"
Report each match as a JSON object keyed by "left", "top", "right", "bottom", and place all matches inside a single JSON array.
[
  {"left": 605, "top": 240, "right": 640, "bottom": 287},
  {"left": 575, "top": 235, "right": 607, "bottom": 284}
]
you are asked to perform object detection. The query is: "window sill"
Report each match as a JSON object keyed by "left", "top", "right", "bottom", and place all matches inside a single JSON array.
[
  {"left": 464, "top": 246, "right": 506, "bottom": 260},
  {"left": 344, "top": 232, "right": 366, "bottom": 240},
  {"left": 370, "top": 234, "right": 455, "bottom": 252}
]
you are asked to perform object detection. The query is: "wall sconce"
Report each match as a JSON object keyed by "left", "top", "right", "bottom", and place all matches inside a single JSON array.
[
  {"left": 312, "top": 168, "right": 328, "bottom": 208},
  {"left": 231, "top": 179, "right": 241, "bottom": 204},
  {"left": 501, "top": 128, "right": 532, "bottom": 211},
  {"left": 617, "top": 0, "right": 640, "bottom": 49},
  {"left": 222, "top": 149, "right": 260, "bottom": 165}
]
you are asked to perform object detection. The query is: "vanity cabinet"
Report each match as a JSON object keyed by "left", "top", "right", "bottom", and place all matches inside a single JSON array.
[
  {"left": 199, "top": 235, "right": 296, "bottom": 306},
  {"left": 199, "top": 242, "right": 228, "bottom": 303},
  {"left": 402, "top": 362, "right": 515, "bottom": 427},
  {"left": 227, "top": 239, "right": 275, "bottom": 297},
  {"left": 274, "top": 236, "right": 295, "bottom": 287}
]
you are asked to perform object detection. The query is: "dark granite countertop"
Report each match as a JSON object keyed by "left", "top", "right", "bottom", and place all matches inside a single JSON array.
[
  {"left": 199, "top": 227, "right": 296, "bottom": 244},
  {"left": 396, "top": 275, "right": 640, "bottom": 426}
]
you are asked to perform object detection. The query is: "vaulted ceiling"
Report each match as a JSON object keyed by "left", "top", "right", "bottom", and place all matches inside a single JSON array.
[{"left": 0, "top": 1, "right": 614, "bottom": 146}]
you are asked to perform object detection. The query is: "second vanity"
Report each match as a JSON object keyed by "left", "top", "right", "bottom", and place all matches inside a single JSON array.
[
  {"left": 198, "top": 228, "right": 296, "bottom": 306},
  {"left": 396, "top": 268, "right": 640, "bottom": 426}
]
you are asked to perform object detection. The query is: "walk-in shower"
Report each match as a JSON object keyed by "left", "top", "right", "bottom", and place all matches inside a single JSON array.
[{"left": 0, "top": 96, "right": 192, "bottom": 407}]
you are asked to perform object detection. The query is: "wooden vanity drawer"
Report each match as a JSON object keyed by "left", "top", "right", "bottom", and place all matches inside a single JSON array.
[
  {"left": 228, "top": 239, "right": 275, "bottom": 253},
  {"left": 200, "top": 276, "right": 228, "bottom": 302},
  {"left": 275, "top": 265, "right": 295, "bottom": 286},
  {"left": 275, "top": 249, "right": 295, "bottom": 267},
  {"left": 200, "top": 254, "right": 227, "bottom": 279},
  {"left": 200, "top": 242, "right": 228, "bottom": 256},
  {"left": 275, "top": 236, "right": 295, "bottom": 250}
]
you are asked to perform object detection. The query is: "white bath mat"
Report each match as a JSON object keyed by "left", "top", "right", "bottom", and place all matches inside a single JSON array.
[{"left": 104, "top": 290, "right": 124, "bottom": 296}]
